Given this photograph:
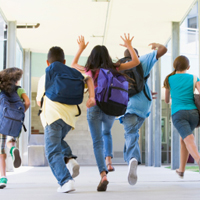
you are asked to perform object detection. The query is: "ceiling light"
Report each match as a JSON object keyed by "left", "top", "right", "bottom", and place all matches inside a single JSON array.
[{"left": 92, "top": 0, "right": 110, "bottom": 2}]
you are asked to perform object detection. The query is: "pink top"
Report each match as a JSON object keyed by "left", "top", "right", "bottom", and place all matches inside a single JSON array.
[{"left": 85, "top": 69, "right": 99, "bottom": 88}]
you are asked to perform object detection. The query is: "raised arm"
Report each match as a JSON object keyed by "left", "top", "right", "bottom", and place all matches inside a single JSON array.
[
  {"left": 118, "top": 33, "right": 140, "bottom": 71},
  {"left": 71, "top": 36, "right": 89, "bottom": 73},
  {"left": 149, "top": 43, "right": 167, "bottom": 59}
]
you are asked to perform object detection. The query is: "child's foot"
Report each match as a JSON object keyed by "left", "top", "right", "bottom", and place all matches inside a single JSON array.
[
  {"left": 66, "top": 159, "right": 80, "bottom": 178},
  {"left": 128, "top": 158, "right": 138, "bottom": 185},
  {"left": 57, "top": 180, "right": 75, "bottom": 193},
  {"left": 107, "top": 163, "right": 115, "bottom": 172},
  {"left": 176, "top": 169, "right": 184, "bottom": 178},
  {"left": 10, "top": 147, "right": 21, "bottom": 168},
  {"left": 0, "top": 177, "right": 7, "bottom": 189},
  {"left": 97, "top": 175, "right": 109, "bottom": 192}
]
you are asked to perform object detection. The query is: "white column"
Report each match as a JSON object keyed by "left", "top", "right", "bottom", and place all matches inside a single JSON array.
[
  {"left": 19, "top": 49, "right": 31, "bottom": 166},
  {"left": 171, "top": 21, "right": 180, "bottom": 170},
  {"left": 7, "top": 21, "right": 16, "bottom": 68},
  {"left": 154, "top": 59, "right": 162, "bottom": 167},
  {"left": 145, "top": 70, "right": 154, "bottom": 166}
]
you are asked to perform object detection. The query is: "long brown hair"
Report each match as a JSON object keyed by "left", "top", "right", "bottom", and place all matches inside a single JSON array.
[
  {"left": 0, "top": 67, "right": 23, "bottom": 93},
  {"left": 163, "top": 55, "right": 189, "bottom": 89},
  {"left": 85, "top": 45, "right": 120, "bottom": 85}
]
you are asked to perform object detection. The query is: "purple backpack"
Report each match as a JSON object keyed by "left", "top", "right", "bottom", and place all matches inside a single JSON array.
[{"left": 95, "top": 68, "right": 129, "bottom": 116}]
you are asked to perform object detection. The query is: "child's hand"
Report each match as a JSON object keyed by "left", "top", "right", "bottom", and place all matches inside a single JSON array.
[
  {"left": 77, "top": 36, "right": 89, "bottom": 51},
  {"left": 148, "top": 43, "right": 159, "bottom": 50},
  {"left": 120, "top": 33, "right": 134, "bottom": 48},
  {"left": 151, "top": 91, "right": 157, "bottom": 99},
  {"left": 86, "top": 97, "right": 96, "bottom": 108}
]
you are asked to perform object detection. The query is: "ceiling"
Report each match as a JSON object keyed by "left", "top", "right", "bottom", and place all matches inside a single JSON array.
[{"left": 0, "top": 0, "right": 196, "bottom": 59}]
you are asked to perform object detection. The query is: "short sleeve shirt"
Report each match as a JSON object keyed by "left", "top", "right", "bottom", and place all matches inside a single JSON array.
[
  {"left": 169, "top": 74, "right": 200, "bottom": 115},
  {"left": 17, "top": 87, "right": 26, "bottom": 100},
  {"left": 124, "top": 50, "right": 158, "bottom": 118}
]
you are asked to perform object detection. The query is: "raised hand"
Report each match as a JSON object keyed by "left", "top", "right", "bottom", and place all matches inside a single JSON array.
[
  {"left": 120, "top": 33, "right": 134, "bottom": 48},
  {"left": 77, "top": 35, "right": 89, "bottom": 51},
  {"left": 148, "top": 43, "right": 159, "bottom": 50}
]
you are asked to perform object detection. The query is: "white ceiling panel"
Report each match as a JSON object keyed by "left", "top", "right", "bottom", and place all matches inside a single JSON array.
[{"left": 0, "top": 0, "right": 196, "bottom": 58}]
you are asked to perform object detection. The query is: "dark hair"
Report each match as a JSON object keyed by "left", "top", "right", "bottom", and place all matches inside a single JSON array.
[
  {"left": 0, "top": 67, "right": 23, "bottom": 93},
  {"left": 85, "top": 45, "right": 120, "bottom": 85},
  {"left": 163, "top": 55, "right": 189, "bottom": 89},
  {"left": 124, "top": 48, "right": 139, "bottom": 58},
  {"left": 47, "top": 46, "right": 65, "bottom": 64}
]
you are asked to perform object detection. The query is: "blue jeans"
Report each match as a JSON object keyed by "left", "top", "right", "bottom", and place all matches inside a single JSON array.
[
  {"left": 44, "top": 119, "right": 76, "bottom": 186},
  {"left": 120, "top": 114, "right": 145, "bottom": 164},
  {"left": 87, "top": 105, "right": 115, "bottom": 174}
]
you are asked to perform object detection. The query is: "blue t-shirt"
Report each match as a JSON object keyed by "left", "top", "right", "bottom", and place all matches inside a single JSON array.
[
  {"left": 123, "top": 50, "right": 158, "bottom": 118},
  {"left": 169, "top": 73, "right": 199, "bottom": 115}
]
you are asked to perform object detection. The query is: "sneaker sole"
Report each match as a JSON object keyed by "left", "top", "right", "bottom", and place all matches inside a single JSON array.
[
  {"left": 65, "top": 188, "right": 75, "bottom": 193},
  {"left": 128, "top": 159, "right": 138, "bottom": 185},
  {"left": 13, "top": 149, "right": 21, "bottom": 168},
  {"left": 0, "top": 184, "right": 6, "bottom": 189},
  {"left": 72, "top": 165, "right": 80, "bottom": 178},
  {"left": 57, "top": 187, "right": 75, "bottom": 193}
]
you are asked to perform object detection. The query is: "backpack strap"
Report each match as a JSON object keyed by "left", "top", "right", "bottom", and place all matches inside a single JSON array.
[
  {"left": 143, "top": 74, "right": 151, "bottom": 101},
  {"left": 22, "top": 123, "right": 27, "bottom": 132},
  {"left": 38, "top": 93, "right": 45, "bottom": 116},
  {"left": 75, "top": 105, "right": 81, "bottom": 117}
]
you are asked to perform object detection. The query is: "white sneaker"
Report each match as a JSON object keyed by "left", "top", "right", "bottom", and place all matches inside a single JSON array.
[
  {"left": 67, "top": 159, "right": 80, "bottom": 178},
  {"left": 128, "top": 158, "right": 138, "bottom": 185},
  {"left": 57, "top": 180, "right": 75, "bottom": 193}
]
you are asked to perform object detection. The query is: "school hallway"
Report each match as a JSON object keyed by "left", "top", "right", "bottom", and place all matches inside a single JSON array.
[{"left": 1, "top": 165, "right": 200, "bottom": 200}]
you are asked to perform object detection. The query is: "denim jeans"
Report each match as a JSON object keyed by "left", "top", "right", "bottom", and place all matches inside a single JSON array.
[
  {"left": 44, "top": 119, "right": 76, "bottom": 186},
  {"left": 87, "top": 105, "right": 115, "bottom": 174},
  {"left": 120, "top": 114, "right": 145, "bottom": 164},
  {"left": 172, "top": 109, "right": 199, "bottom": 139}
]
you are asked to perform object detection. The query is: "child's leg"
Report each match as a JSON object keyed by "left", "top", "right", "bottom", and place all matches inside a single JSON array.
[
  {"left": 0, "top": 154, "right": 6, "bottom": 177},
  {"left": 44, "top": 119, "right": 73, "bottom": 187},
  {"left": 7, "top": 137, "right": 21, "bottom": 168},
  {"left": 183, "top": 134, "right": 200, "bottom": 163},
  {"left": 102, "top": 114, "right": 115, "bottom": 172},
  {"left": 0, "top": 134, "right": 7, "bottom": 177},
  {"left": 0, "top": 134, "right": 8, "bottom": 189},
  {"left": 61, "top": 131, "right": 79, "bottom": 179},
  {"left": 178, "top": 137, "right": 189, "bottom": 173}
]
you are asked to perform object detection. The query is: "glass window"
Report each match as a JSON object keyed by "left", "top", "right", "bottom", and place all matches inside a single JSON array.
[{"left": 0, "top": 13, "right": 7, "bottom": 71}]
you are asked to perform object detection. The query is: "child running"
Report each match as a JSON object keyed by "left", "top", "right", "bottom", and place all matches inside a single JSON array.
[
  {"left": 0, "top": 67, "right": 30, "bottom": 189},
  {"left": 36, "top": 46, "right": 95, "bottom": 193},
  {"left": 71, "top": 33, "right": 140, "bottom": 191},
  {"left": 164, "top": 55, "right": 200, "bottom": 177}
]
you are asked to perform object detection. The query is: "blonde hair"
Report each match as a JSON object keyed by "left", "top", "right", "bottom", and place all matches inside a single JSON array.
[{"left": 163, "top": 55, "right": 189, "bottom": 89}]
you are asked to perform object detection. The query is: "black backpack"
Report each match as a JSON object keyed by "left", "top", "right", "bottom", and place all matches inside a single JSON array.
[{"left": 119, "top": 57, "right": 151, "bottom": 101}]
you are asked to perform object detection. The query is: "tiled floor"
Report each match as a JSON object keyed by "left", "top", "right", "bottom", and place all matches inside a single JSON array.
[{"left": 1, "top": 165, "right": 200, "bottom": 200}]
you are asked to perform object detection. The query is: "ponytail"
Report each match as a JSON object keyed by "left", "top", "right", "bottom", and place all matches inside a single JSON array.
[{"left": 163, "top": 70, "right": 176, "bottom": 89}]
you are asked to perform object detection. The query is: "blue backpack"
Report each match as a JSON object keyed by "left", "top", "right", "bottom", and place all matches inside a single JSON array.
[
  {"left": 45, "top": 61, "right": 85, "bottom": 115},
  {"left": 95, "top": 68, "right": 129, "bottom": 116},
  {"left": 0, "top": 88, "right": 26, "bottom": 137}
]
